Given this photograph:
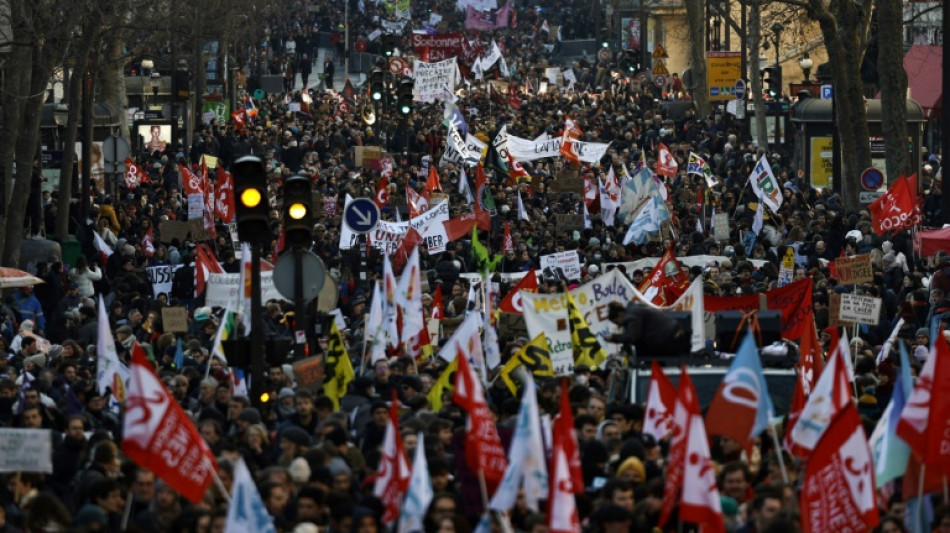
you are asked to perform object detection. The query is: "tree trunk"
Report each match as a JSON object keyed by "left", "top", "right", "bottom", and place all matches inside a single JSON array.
[
  {"left": 877, "top": 0, "right": 911, "bottom": 179},
  {"left": 685, "top": 0, "right": 710, "bottom": 117},
  {"left": 748, "top": 2, "right": 768, "bottom": 147},
  {"left": 4, "top": 46, "right": 53, "bottom": 266}
]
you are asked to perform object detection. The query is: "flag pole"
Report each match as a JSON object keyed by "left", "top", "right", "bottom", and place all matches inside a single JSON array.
[
  {"left": 916, "top": 464, "right": 926, "bottom": 533},
  {"left": 477, "top": 469, "right": 491, "bottom": 514},
  {"left": 768, "top": 420, "right": 789, "bottom": 484},
  {"left": 211, "top": 467, "right": 233, "bottom": 505},
  {"left": 120, "top": 488, "right": 134, "bottom": 531}
]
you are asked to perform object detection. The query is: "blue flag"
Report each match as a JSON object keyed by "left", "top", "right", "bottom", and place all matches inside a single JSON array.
[
  {"left": 869, "top": 341, "right": 913, "bottom": 487},
  {"left": 174, "top": 337, "right": 184, "bottom": 369},
  {"left": 705, "top": 330, "right": 774, "bottom": 444},
  {"left": 226, "top": 458, "right": 277, "bottom": 533}
]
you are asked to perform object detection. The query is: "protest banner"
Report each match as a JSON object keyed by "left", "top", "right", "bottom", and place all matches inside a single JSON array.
[
  {"left": 834, "top": 254, "right": 874, "bottom": 285},
  {"left": 146, "top": 265, "right": 183, "bottom": 298},
  {"left": 411, "top": 32, "right": 464, "bottom": 62},
  {"left": 412, "top": 58, "right": 458, "bottom": 102},
  {"left": 838, "top": 294, "right": 882, "bottom": 325},
  {"left": 205, "top": 271, "right": 282, "bottom": 309},
  {"left": 339, "top": 200, "right": 450, "bottom": 254},
  {"left": 521, "top": 292, "right": 574, "bottom": 375},
  {"left": 293, "top": 356, "right": 323, "bottom": 392},
  {"left": 0, "top": 428, "right": 53, "bottom": 473},
  {"left": 569, "top": 269, "right": 637, "bottom": 354},
  {"left": 539, "top": 250, "right": 582, "bottom": 281}
]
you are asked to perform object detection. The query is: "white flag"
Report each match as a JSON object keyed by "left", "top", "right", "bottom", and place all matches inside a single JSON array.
[
  {"left": 398, "top": 433, "right": 434, "bottom": 533},
  {"left": 483, "top": 310, "right": 502, "bottom": 370},
  {"left": 517, "top": 192, "right": 530, "bottom": 221},
  {"left": 460, "top": 168, "right": 474, "bottom": 203},
  {"left": 749, "top": 155, "right": 784, "bottom": 213},
  {"left": 751, "top": 201, "right": 765, "bottom": 235},
  {"left": 366, "top": 282, "right": 388, "bottom": 364},
  {"left": 383, "top": 255, "right": 401, "bottom": 347},
  {"left": 96, "top": 295, "right": 130, "bottom": 402},
  {"left": 490, "top": 375, "right": 548, "bottom": 513},
  {"left": 226, "top": 458, "right": 277, "bottom": 533},
  {"left": 396, "top": 248, "right": 425, "bottom": 343}
]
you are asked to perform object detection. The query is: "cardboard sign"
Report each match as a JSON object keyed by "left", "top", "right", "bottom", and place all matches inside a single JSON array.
[
  {"left": 828, "top": 293, "right": 851, "bottom": 328},
  {"left": 554, "top": 214, "right": 584, "bottom": 236},
  {"left": 834, "top": 254, "right": 873, "bottom": 285},
  {"left": 497, "top": 312, "right": 529, "bottom": 339},
  {"left": 188, "top": 219, "right": 213, "bottom": 242},
  {"left": 838, "top": 294, "right": 882, "bottom": 325},
  {"left": 162, "top": 306, "right": 190, "bottom": 333},
  {"left": 293, "top": 356, "right": 323, "bottom": 392},
  {"left": 550, "top": 169, "right": 583, "bottom": 194},
  {"left": 0, "top": 428, "right": 53, "bottom": 473},
  {"left": 159, "top": 220, "right": 191, "bottom": 243}
]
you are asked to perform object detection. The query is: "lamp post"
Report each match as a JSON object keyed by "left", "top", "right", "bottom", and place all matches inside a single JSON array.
[{"left": 799, "top": 52, "right": 813, "bottom": 83}]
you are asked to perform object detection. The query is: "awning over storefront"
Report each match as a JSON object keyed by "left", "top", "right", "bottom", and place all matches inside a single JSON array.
[{"left": 904, "top": 45, "right": 942, "bottom": 119}]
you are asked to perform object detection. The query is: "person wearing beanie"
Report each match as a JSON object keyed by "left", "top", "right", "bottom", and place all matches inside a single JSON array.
[{"left": 616, "top": 456, "right": 646, "bottom": 485}]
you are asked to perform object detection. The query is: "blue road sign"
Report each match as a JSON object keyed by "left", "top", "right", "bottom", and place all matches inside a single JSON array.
[
  {"left": 734, "top": 79, "right": 746, "bottom": 100},
  {"left": 821, "top": 85, "right": 834, "bottom": 99},
  {"left": 860, "top": 168, "right": 885, "bottom": 191},
  {"left": 343, "top": 198, "right": 380, "bottom": 234}
]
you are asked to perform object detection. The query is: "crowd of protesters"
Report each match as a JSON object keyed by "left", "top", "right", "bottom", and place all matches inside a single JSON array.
[{"left": 3, "top": 0, "right": 950, "bottom": 532}]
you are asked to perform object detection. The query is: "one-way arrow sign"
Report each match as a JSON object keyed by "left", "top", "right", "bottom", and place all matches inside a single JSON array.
[{"left": 343, "top": 197, "right": 381, "bottom": 234}]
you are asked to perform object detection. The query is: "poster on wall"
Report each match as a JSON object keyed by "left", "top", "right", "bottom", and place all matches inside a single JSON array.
[
  {"left": 137, "top": 124, "right": 172, "bottom": 154},
  {"left": 74, "top": 142, "right": 106, "bottom": 193}
]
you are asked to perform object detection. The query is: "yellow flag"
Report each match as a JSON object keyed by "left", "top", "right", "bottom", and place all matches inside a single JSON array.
[
  {"left": 427, "top": 357, "right": 458, "bottom": 412},
  {"left": 566, "top": 292, "right": 608, "bottom": 369},
  {"left": 499, "top": 333, "right": 554, "bottom": 395},
  {"left": 323, "top": 321, "right": 354, "bottom": 411}
]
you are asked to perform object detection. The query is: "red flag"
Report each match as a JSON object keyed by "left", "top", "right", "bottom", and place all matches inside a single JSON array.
[
  {"left": 642, "top": 360, "right": 676, "bottom": 441},
  {"left": 373, "top": 391, "right": 410, "bottom": 524},
  {"left": 680, "top": 373, "right": 725, "bottom": 533},
  {"left": 659, "top": 367, "right": 695, "bottom": 529},
  {"left": 559, "top": 118, "right": 581, "bottom": 166},
  {"left": 391, "top": 228, "right": 424, "bottom": 273},
  {"left": 583, "top": 175, "right": 599, "bottom": 210},
  {"left": 230, "top": 110, "right": 246, "bottom": 132},
  {"left": 548, "top": 383, "right": 581, "bottom": 533},
  {"left": 442, "top": 210, "right": 491, "bottom": 241},
  {"left": 375, "top": 175, "right": 391, "bottom": 208},
  {"left": 553, "top": 379, "right": 584, "bottom": 492},
  {"left": 431, "top": 284, "right": 445, "bottom": 320},
  {"left": 425, "top": 165, "right": 442, "bottom": 194},
  {"left": 656, "top": 142, "right": 679, "bottom": 178},
  {"left": 143, "top": 227, "right": 155, "bottom": 258},
  {"left": 124, "top": 158, "right": 149, "bottom": 189},
  {"left": 637, "top": 246, "right": 689, "bottom": 306},
  {"left": 498, "top": 269, "right": 539, "bottom": 314},
  {"left": 508, "top": 83, "right": 522, "bottom": 110},
  {"left": 123, "top": 348, "right": 217, "bottom": 503},
  {"left": 798, "top": 314, "right": 824, "bottom": 394},
  {"left": 214, "top": 167, "right": 236, "bottom": 223},
  {"left": 784, "top": 367, "right": 807, "bottom": 452},
  {"left": 896, "top": 334, "right": 950, "bottom": 477},
  {"left": 180, "top": 163, "right": 203, "bottom": 197},
  {"left": 788, "top": 342, "right": 853, "bottom": 458},
  {"left": 801, "top": 403, "right": 879, "bottom": 532},
  {"left": 406, "top": 187, "right": 428, "bottom": 218},
  {"left": 452, "top": 349, "right": 508, "bottom": 488},
  {"left": 421, "top": 46, "right": 431, "bottom": 63},
  {"left": 194, "top": 243, "right": 224, "bottom": 298},
  {"left": 870, "top": 173, "right": 922, "bottom": 235},
  {"left": 502, "top": 221, "right": 513, "bottom": 253},
  {"left": 506, "top": 153, "right": 531, "bottom": 184}
]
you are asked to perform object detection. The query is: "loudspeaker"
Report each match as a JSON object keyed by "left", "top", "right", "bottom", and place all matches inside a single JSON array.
[
  {"left": 667, "top": 311, "right": 693, "bottom": 345},
  {"left": 715, "top": 310, "right": 782, "bottom": 352}
]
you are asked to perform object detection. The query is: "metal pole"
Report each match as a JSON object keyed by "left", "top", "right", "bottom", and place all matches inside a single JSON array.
[
  {"left": 81, "top": 67, "right": 92, "bottom": 224},
  {"left": 293, "top": 246, "right": 305, "bottom": 360},
  {"left": 359, "top": 233, "right": 368, "bottom": 291},
  {"left": 344, "top": 0, "right": 350, "bottom": 78},
  {"left": 941, "top": 0, "right": 950, "bottom": 224},
  {"left": 250, "top": 243, "right": 266, "bottom": 407},
  {"left": 774, "top": 31, "right": 780, "bottom": 148}
]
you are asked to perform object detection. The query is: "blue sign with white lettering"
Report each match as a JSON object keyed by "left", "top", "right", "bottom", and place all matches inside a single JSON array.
[
  {"left": 343, "top": 198, "right": 380, "bottom": 234},
  {"left": 821, "top": 85, "right": 834, "bottom": 99},
  {"left": 734, "top": 79, "right": 746, "bottom": 100}
]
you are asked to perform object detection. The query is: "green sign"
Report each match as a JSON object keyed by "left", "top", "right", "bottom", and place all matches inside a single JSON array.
[{"left": 202, "top": 101, "right": 229, "bottom": 125}]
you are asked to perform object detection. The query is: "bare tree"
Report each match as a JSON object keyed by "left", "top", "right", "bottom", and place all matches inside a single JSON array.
[
  {"left": 684, "top": 0, "right": 710, "bottom": 117},
  {"left": 875, "top": 0, "right": 911, "bottom": 178}
]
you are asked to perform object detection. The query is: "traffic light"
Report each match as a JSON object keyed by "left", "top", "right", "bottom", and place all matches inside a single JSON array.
[
  {"left": 760, "top": 67, "right": 782, "bottom": 98},
  {"left": 233, "top": 155, "right": 271, "bottom": 244},
  {"left": 397, "top": 78, "right": 414, "bottom": 115},
  {"left": 282, "top": 175, "right": 313, "bottom": 248},
  {"left": 370, "top": 70, "right": 385, "bottom": 101}
]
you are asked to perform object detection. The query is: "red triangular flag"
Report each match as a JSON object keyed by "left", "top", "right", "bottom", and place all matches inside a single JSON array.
[
  {"left": 498, "top": 269, "right": 539, "bottom": 314},
  {"left": 425, "top": 165, "right": 442, "bottom": 194},
  {"left": 452, "top": 349, "right": 507, "bottom": 488},
  {"left": 896, "top": 334, "right": 950, "bottom": 477},
  {"left": 679, "top": 372, "right": 725, "bottom": 533},
  {"left": 375, "top": 175, "right": 391, "bottom": 208},
  {"left": 214, "top": 167, "right": 236, "bottom": 223},
  {"left": 553, "top": 378, "right": 584, "bottom": 492},
  {"left": 548, "top": 384, "right": 581, "bottom": 533},
  {"left": 123, "top": 348, "right": 218, "bottom": 503},
  {"left": 642, "top": 360, "right": 676, "bottom": 441},
  {"left": 124, "top": 158, "right": 148, "bottom": 189},
  {"left": 431, "top": 284, "right": 445, "bottom": 320},
  {"left": 373, "top": 390, "right": 410, "bottom": 524},
  {"left": 659, "top": 366, "right": 694, "bottom": 529}
]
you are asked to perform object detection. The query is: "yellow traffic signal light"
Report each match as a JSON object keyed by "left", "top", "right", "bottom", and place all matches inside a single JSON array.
[
  {"left": 233, "top": 155, "right": 271, "bottom": 244},
  {"left": 241, "top": 187, "right": 262, "bottom": 208},
  {"left": 288, "top": 202, "right": 308, "bottom": 220},
  {"left": 283, "top": 175, "right": 313, "bottom": 248},
  {"left": 260, "top": 392, "right": 270, "bottom": 403}
]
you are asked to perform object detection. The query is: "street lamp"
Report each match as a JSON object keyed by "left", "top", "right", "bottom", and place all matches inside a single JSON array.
[
  {"left": 799, "top": 52, "right": 814, "bottom": 83},
  {"left": 141, "top": 59, "right": 154, "bottom": 76}
]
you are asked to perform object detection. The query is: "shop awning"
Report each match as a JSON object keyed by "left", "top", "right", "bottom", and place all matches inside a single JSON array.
[{"left": 904, "top": 45, "right": 942, "bottom": 119}]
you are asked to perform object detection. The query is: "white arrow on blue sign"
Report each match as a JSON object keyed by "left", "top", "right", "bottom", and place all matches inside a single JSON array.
[{"left": 343, "top": 198, "right": 381, "bottom": 234}]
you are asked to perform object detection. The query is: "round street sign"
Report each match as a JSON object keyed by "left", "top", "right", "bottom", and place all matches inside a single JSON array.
[
  {"left": 654, "top": 74, "right": 668, "bottom": 88},
  {"left": 597, "top": 48, "right": 612, "bottom": 63},
  {"left": 636, "top": 71, "right": 650, "bottom": 85},
  {"left": 389, "top": 57, "right": 406, "bottom": 75},
  {"left": 343, "top": 197, "right": 381, "bottom": 234},
  {"left": 860, "top": 167, "right": 885, "bottom": 191},
  {"left": 273, "top": 250, "right": 326, "bottom": 303},
  {"left": 734, "top": 79, "right": 747, "bottom": 100}
]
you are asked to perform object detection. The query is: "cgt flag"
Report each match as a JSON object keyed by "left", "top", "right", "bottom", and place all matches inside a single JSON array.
[
  {"left": 642, "top": 360, "right": 676, "bottom": 441},
  {"left": 453, "top": 347, "right": 508, "bottom": 488},
  {"left": 498, "top": 269, "right": 538, "bottom": 313},
  {"left": 705, "top": 331, "right": 775, "bottom": 448},
  {"left": 374, "top": 391, "right": 410, "bottom": 524},
  {"left": 869, "top": 173, "right": 921, "bottom": 235}
]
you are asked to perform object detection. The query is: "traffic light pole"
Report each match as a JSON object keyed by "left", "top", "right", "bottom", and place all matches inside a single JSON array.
[
  {"left": 294, "top": 246, "right": 306, "bottom": 360},
  {"left": 250, "top": 242, "right": 266, "bottom": 408},
  {"left": 359, "top": 234, "right": 368, "bottom": 291}
]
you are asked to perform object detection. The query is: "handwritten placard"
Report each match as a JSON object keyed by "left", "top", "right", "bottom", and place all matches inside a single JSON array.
[
  {"left": 838, "top": 294, "right": 882, "bottom": 325},
  {"left": 554, "top": 214, "right": 584, "bottom": 236},
  {"left": 161, "top": 306, "right": 189, "bottom": 333},
  {"left": 293, "top": 356, "right": 323, "bottom": 391},
  {"left": 834, "top": 254, "right": 873, "bottom": 285},
  {"left": 0, "top": 428, "right": 53, "bottom": 473},
  {"left": 713, "top": 212, "right": 730, "bottom": 241}
]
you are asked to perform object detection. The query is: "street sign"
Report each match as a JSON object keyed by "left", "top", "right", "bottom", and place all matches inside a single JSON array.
[
  {"left": 821, "top": 85, "right": 834, "bottom": 99},
  {"left": 635, "top": 71, "right": 650, "bottom": 85},
  {"left": 389, "top": 57, "right": 407, "bottom": 75},
  {"left": 102, "top": 135, "right": 131, "bottom": 174},
  {"left": 652, "top": 43, "right": 668, "bottom": 58},
  {"left": 651, "top": 59, "right": 669, "bottom": 76},
  {"left": 734, "top": 79, "right": 746, "bottom": 100},
  {"left": 343, "top": 198, "right": 380, "bottom": 233},
  {"left": 273, "top": 250, "right": 327, "bottom": 303},
  {"left": 597, "top": 48, "right": 612, "bottom": 63},
  {"left": 654, "top": 74, "right": 668, "bottom": 88},
  {"left": 859, "top": 191, "right": 884, "bottom": 204},
  {"left": 860, "top": 168, "right": 885, "bottom": 191}
]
